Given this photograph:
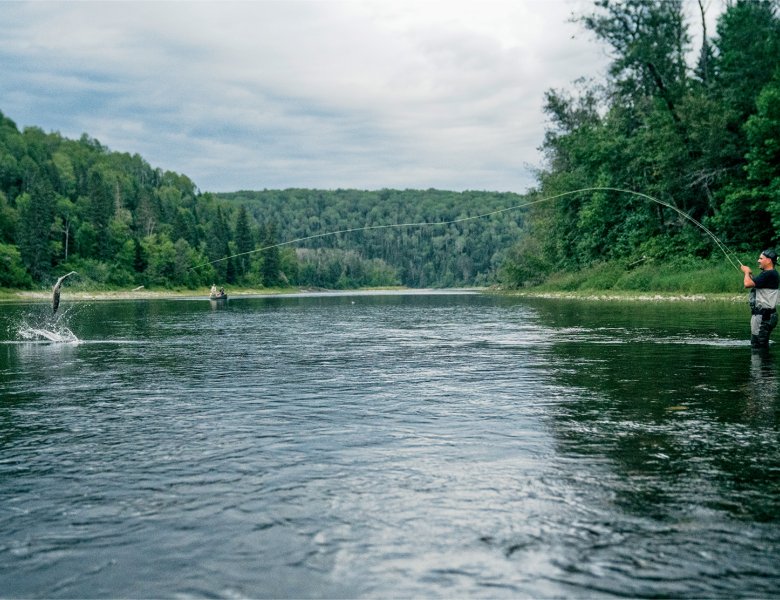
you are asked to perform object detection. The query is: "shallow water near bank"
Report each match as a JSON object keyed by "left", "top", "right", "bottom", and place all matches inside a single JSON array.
[{"left": 1, "top": 291, "right": 778, "bottom": 598}]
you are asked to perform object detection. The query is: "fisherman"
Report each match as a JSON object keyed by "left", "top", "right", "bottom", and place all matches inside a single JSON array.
[
  {"left": 741, "top": 249, "right": 779, "bottom": 348},
  {"left": 211, "top": 283, "right": 218, "bottom": 296}
]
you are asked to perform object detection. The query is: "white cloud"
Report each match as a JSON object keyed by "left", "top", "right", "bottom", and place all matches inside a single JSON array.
[{"left": 0, "top": 0, "right": 621, "bottom": 192}]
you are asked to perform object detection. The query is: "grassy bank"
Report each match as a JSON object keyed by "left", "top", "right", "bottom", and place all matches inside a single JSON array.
[
  {"left": 503, "top": 257, "right": 748, "bottom": 300},
  {"left": 546, "top": 259, "right": 742, "bottom": 293}
]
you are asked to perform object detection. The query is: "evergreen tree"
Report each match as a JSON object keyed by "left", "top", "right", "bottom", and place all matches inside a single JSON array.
[
  {"left": 0, "top": 190, "right": 17, "bottom": 243},
  {"left": 133, "top": 237, "right": 147, "bottom": 274},
  {"left": 234, "top": 204, "right": 254, "bottom": 280},
  {"left": 259, "top": 221, "right": 282, "bottom": 287},
  {"left": 87, "top": 167, "right": 114, "bottom": 260},
  {"left": 207, "top": 206, "right": 232, "bottom": 282},
  {"left": 225, "top": 252, "right": 237, "bottom": 285},
  {"left": 711, "top": 0, "right": 780, "bottom": 123},
  {"left": 16, "top": 178, "right": 56, "bottom": 280},
  {"left": 0, "top": 243, "right": 32, "bottom": 287}
]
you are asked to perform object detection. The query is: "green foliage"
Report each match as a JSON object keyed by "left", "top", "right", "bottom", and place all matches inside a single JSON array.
[
  {"left": 712, "top": 0, "right": 780, "bottom": 120},
  {"left": 501, "top": 0, "right": 780, "bottom": 290},
  {"left": 534, "top": 257, "right": 740, "bottom": 295},
  {"left": 258, "top": 222, "right": 282, "bottom": 287},
  {"left": 233, "top": 204, "right": 254, "bottom": 280},
  {"left": 0, "top": 110, "right": 227, "bottom": 290},
  {"left": 0, "top": 242, "right": 32, "bottom": 287},
  {"left": 16, "top": 182, "right": 56, "bottom": 280},
  {"left": 0, "top": 190, "right": 17, "bottom": 243},
  {"left": 498, "top": 231, "right": 547, "bottom": 288},
  {"left": 141, "top": 234, "right": 214, "bottom": 288},
  {"left": 295, "top": 248, "right": 399, "bottom": 289},
  {"left": 745, "top": 74, "right": 780, "bottom": 186},
  {"left": 221, "top": 188, "right": 523, "bottom": 288},
  {"left": 582, "top": 0, "right": 689, "bottom": 107},
  {"left": 744, "top": 73, "right": 780, "bottom": 238},
  {"left": 59, "top": 257, "right": 115, "bottom": 290}
]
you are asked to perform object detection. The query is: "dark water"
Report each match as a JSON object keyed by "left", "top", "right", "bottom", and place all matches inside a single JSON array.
[{"left": 0, "top": 291, "right": 778, "bottom": 598}]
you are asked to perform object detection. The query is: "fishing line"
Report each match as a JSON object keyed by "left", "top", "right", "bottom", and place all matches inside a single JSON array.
[{"left": 189, "top": 186, "right": 743, "bottom": 272}]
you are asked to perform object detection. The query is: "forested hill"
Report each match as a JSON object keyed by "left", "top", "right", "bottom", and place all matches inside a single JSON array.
[
  {"left": 3, "top": 0, "right": 779, "bottom": 293},
  {"left": 0, "top": 109, "right": 525, "bottom": 290},
  {"left": 217, "top": 189, "right": 524, "bottom": 288},
  {"left": 499, "top": 0, "right": 780, "bottom": 288}
]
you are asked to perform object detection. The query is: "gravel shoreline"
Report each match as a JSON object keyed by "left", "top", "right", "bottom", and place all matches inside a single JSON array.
[
  {"left": 2, "top": 288, "right": 745, "bottom": 304},
  {"left": 503, "top": 290, "right": 745, "bottom": 303}
]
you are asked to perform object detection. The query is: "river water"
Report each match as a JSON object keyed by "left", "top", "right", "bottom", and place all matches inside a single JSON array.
[{"left": 0, "top": 291, "right": 778, "bottom": 598}]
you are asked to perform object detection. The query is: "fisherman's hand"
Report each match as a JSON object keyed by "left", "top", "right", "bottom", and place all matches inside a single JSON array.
[{"left": 741, "top": 265, "right": 752, "bottom": 275}]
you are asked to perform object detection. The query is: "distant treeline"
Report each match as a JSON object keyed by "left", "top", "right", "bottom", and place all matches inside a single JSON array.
[
  {"left": 217, "top": 189, "right": 524, "bottom": 288},
  {"left": 0, "top": 111, "right": 524, "bottom": 289},
  {"left": 501, "top": 0, "right": 780, "bottom": 287},
  {"left": 2, "top": 0, "right": 779, "bottom": 292}
]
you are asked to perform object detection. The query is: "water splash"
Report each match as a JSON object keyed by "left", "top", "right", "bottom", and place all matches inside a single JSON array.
[{"left": 17, "top": 325, "right": 79, "bottom": 344}]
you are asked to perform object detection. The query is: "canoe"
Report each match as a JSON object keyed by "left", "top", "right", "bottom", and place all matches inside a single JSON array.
[{"left": 209, "top": 293, "right": 228, "bottom": 300}]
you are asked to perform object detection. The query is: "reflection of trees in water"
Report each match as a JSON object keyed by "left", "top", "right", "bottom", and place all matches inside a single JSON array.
[{"left": 544, "top": 333, "right": 780, "bottom": 522}]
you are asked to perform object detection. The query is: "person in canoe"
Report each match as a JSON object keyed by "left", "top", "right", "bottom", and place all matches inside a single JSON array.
[{"left": 210, "top": 285, "right": 227, "bottom": 300}]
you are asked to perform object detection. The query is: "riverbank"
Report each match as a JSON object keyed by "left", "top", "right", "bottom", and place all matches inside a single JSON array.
[
  {"left": 0, "top": 285, "right": 442, "bottom": 303},
  {"left": 497, "top": 289, "right": 745, "bottom": 303},
  {"left": 0, "top": 285, "right": 746, "bottom": 304},
  {"left": 0, "top": 286, "right": 302, "bottom": 303}
]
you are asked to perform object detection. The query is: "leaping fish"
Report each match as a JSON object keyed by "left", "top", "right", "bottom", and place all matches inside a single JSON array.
[{"left": 52, "top": 271, "right": 77, "bottom": 314}]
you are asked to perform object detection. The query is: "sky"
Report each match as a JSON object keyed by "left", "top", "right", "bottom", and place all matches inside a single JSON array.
[{"left": 0, "top": 1, "right": 722, "bottom": 194}]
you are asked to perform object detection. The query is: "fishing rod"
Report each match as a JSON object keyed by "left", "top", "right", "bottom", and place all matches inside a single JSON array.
[{"left": 189, "top": 186, "right": 743, "bottom": 272}]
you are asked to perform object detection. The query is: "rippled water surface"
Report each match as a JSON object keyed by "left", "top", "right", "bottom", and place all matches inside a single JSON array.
[{"left": 1, "top": 291, "right": 778, "bottom": 598}]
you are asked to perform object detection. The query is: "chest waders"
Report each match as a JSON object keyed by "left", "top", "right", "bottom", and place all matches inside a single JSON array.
[{"left": 750, "top": 287, "right": 779, "bottom": 348}]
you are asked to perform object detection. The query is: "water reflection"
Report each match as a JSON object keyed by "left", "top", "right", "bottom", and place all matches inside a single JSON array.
[
  {"left": 746, "top": 348, "right": 779, "bottom": 424},
  {"left": 0, "top": 294, "right": 778, "bottom": 598},
  {"left": 533, "top": 299, "right": 780, "bottom": 529},
  {"left": 209, "top": 298, "right": 229, "bottom": 310}
]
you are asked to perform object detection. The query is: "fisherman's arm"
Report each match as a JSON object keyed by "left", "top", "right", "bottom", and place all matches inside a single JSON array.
[{"left": 741, "top": 265, "right": 756, "bottom": 288}]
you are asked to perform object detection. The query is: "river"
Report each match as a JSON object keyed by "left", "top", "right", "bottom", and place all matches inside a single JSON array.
[{"left": 0, "top": 291, "right": 778, "bottom": 598}]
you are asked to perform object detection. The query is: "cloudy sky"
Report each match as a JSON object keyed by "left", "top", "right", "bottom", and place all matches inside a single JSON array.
[{"left": 0, "top": 1, "right": 720, "bottom": 194}]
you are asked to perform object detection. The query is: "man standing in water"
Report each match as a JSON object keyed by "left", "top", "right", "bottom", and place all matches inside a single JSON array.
[{"left": 741, "top": 249, "right": 779, "bottom": 348}]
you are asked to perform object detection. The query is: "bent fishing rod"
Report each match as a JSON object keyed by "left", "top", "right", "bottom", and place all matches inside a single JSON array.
[{"left": 189, "top": 186, "right": 743, "bottom": 272}]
